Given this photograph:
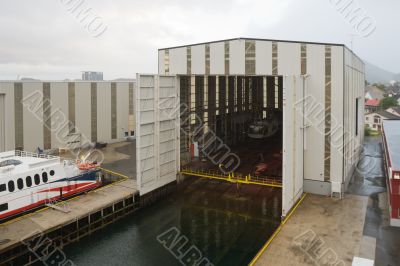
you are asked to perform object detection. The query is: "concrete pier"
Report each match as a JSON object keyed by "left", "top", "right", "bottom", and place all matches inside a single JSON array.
[{"left": 0, "top": 179, "right": 138, "bottom": 265}]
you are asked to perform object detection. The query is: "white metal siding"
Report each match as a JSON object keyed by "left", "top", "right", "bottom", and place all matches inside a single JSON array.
[
  {"left": 97, "top": 83, "right": 112, "bottom": 142},
  {"left": 330, "top": 46, "right": 344, "bottom": 184},
  {"left": 0, "top": 94, "right": 4, "bottom": 152},
  {"left": 304, "top": 44, "right": 325, "bottom": 181},
  {"left": 278, "top": 42, "right": 301, "bottom": 75},
  {"left": 282, "top": 75, "right": 304, "bottom": 216},
  {"left": 50, "top": 82, "right": 69, "bottom": 149},
  {"left": 136, "top": 74, "right": 179, "bottom": 195},
  {"left": 255, "top": 41, "right": 272, "bottom": 75},
  {"left": 169, "top": 47, "right": 187, "bottom": 75},
  {"left": 191, "top": 45, "right": 205, "bottom": 75},
  {"left": 117, "top": 82, "right": 130, "bottom": 139},
  {"left": 210, "top": 42, "right": 224, "bottom": 74},
  {"left": 343, "top": 47, "right": 365, "bottom": 186},
  {"left": 75, "top": 83, "right": 92, "bottom": 146},
  {"left": 0, "top": 83, "right": 15, "bottom": 151},
  {"left": 229, "top": 40, "right": 245, "bottom": 74},
  {"left": 158, "top": 49, "right": 165, "bottom": 74},
  {"left": 23, "top": 82, "right": 44, "bottom": 152}
]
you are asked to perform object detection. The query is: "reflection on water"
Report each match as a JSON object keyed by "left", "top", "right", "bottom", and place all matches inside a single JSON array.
[{"left": 64, "top": 178, "right": 281, "bottom": 266}]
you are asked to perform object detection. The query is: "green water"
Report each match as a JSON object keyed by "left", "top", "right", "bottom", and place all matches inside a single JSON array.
[{"left": 64, "top": 178, "right": 281, "bottom": 266}]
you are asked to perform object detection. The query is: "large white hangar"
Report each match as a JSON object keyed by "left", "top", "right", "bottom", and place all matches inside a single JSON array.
[{"left": 136, "top": 37, "right": 364, "bottom": 216}]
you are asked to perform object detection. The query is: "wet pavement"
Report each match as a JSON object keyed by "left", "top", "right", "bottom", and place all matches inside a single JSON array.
[
  {"left": 62, "top": 140, "right": 136, "bottom": 179},
  {"left": 101, "top": 140, "right": 136, "bottom": 179},
  {"left": 348, "top": 136, "right": 400, "bottom": 266}
]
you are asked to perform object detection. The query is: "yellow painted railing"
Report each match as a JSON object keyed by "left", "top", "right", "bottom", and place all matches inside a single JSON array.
[{"left": 180, "top": 168, "right": 282, "bottom": 188}]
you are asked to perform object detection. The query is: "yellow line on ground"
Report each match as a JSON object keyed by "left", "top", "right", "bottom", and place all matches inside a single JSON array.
[
  {"left": 248, "top": 193, "right": 308, "bottom": 266},
  {"left": 99, "top": 167, "right": 130, "bottom": 180},
  {"left": 180, "top": 171, "right": 282, "bottom": 188}
]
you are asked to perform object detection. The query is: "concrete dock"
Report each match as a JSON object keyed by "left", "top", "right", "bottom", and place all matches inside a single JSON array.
[
  {"left": 253, "top": 194, "right": 369, "bottom": 266},
  {"left": 252, "top": 136, "right": 400, "bottom": 266},
  {"left": 0, "top": 179, "right": 138, "bottom": 265},
  {"left": 0, "top": 141, "right": 141, "bottom": 265}
]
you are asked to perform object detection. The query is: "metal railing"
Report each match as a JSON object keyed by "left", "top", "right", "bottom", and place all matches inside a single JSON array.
[
  {"left": 180, "top": 168, "right": 282, "bottom": 188},
  {"left": 14, "top": 150, "right": 60, "bottom": 160}
]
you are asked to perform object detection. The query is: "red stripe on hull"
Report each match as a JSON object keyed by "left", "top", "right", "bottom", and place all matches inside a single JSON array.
[
  {"left": 0, "top": 182, "right": 100, "bottom": 220},
  {"left": 37, "top": 182, "right": 93, "bottom": 193}
]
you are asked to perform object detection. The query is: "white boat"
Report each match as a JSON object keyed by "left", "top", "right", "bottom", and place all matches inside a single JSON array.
[
  {"left": 248, "top": 112, "right": 282, "bottom": 139},
  {"left": 0, "top": 150, "right": 101, "bottom": 220}
]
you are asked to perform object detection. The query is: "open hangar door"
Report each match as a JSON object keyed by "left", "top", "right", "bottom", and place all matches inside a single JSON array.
[
  {"left": 135, "top": 74, "right": 180, "bottom": 195},
  {"left": 282, "top": 75, "right": 304, "bottom": 217}
]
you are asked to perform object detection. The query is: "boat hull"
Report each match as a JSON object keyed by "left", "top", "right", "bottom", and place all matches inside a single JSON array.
[{"left": 0, "top": 171, "right": 101, "bottom": 221}]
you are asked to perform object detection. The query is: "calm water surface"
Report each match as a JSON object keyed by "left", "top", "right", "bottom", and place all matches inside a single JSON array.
[{"left": 64, "top": 178, "right": 281, "bottom": 266}]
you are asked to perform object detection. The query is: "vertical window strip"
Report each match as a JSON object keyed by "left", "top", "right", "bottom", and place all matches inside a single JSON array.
[
  {"left": 128, "top": 82, "right": 134, "bottom": 116},
  {"left": 224, "top": 42, "right": 230, "bottom": 75},
  {"left": 68, "top": 82, "right": 76, "bottom": 134},
  {"left": 91, "top": 83, "right": 97, "bottom": 142},
  {"left": 43, "top": 83, "right": 51, "bottom": 150},
  {"left": 164, "top": 49, "right": 170, "bottom": 75},
  {"left": 274, "top": 77, "right": 279, "bottom": 108},
  {"left": 272, "top": 42, "right": 278, "bottom": 75},
  {"left": 190, "top": 76, "right": 196, "bottom": 124},
  {"left": 187, "top": 47, "right": 191, "bottom": 75},
  {"left": 263, "top": 77, "right": 267, "bottom": 108},
  {"left": 14, "top": 83, "right": 24, "bottom": 149},
  {"left": 301, "top": 44, "right": 307, "bottom": 75},
  {"left": 234, "top": 77, "right": 237, "bottom": 112},
  {"left": 216, "top": 76, "right": 219, "bottom": 115},
  {"left": 111, "top": 83, "right": 117, "bottom": 139},
  {"left": 245, "top": 40, "right": 256, "bottom": 75},
  {"left": 225, "top": 76, "right": 229, "bottom": 114},
  {"left": 204, "top": 76, "right": 208, "bottom": 133},
  {"left": 205, "top": 44, "right": 210, "bottom": 75},
  {"left": 324, "top": 46, "right": 332, "bottom": 181}
]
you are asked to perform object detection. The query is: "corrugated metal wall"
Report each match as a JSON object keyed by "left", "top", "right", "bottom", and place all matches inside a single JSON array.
[
  {"left": 135, "top": 74, "right": 179, "bottom": 195},
  {"left": 0, "top": 81, "right": 135, "bottom": 152},
  {"left": 0, "top": 94, "right": 4, "bottom": 152}
]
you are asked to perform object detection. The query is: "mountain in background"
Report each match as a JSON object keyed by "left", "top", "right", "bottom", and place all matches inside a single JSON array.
[{"left": 365, "top": 61, "right": 398, "bottom": 84}]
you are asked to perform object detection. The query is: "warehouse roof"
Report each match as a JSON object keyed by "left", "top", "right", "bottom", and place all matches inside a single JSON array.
[
  {"left": 158, "top": 37, "right": 347, "bottom": 50},
  {"left": 158, "top": 37, "right": 363, "bottom": 62},
  {"left": 383, "top": 120, "right": 400, "bottom": 172}
]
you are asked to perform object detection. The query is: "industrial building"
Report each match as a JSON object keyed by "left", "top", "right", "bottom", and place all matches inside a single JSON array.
[
  {"left": 82, "top": 71, "right": 104, "bottom": 81},
  {"left": 382, "top": 120, "right": 400, "bottom": 227},
  {"left": 0, "top": 81, "right": 135, "bottom": 153},
  {"left": 0, "top": 37, "right": 365, "bottom": 217},
  {"left": 136, "top": 37, "right": 365, "bottom": 215}
]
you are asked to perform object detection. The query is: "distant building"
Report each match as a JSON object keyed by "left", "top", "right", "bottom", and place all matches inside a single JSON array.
[
  {"left": 365, "top": 98, "right": 380, "bottom": 113},
  {"left": 382, "top": 120, "right": 400, "bottom": 227},
  {"left": 365, "top": 85, "right": 384, "bottom": 101},
  {"left": 82, "top": 71, "right": 103, "bottom": 81},
  {"left": 386, "top": 106, "right": 400, "bottom": 117},
  {"left": 365, "top": 110, "right": 400, "bottom": 131},
  {"left": 0, "top": 80, "right": 135, "bottom": 152}
]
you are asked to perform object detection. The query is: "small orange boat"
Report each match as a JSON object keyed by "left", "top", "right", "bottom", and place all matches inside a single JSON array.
[{"left": 77, "top": 161, "right": 100, "bottom": 171}]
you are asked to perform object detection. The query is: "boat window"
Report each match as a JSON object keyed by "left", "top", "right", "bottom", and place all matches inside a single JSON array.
[
  {"left": 50, "top": 170, "right": 55, "bottom": 176},
  {"left": 0, "top": 203, "right": 8, "bottom": 212},
  {"left": 0, "top": 184, "right": 6, "bottom": 192},
  {"left": 26, "top": 176, "right": 32, "bottom": 187},
  {"left": 8, "top": 181, "right": 15, "bottom": 192},
  {"left": 0, "top": 159, "right": 22, "bottom": 168},
  {"left": 34, "top": 174, "right": 40, "bottom": 185},
  {"left": 42, "top": 172, "right": 48, "bottom": 183},
  {"left": 17, "top": 178, "right": 24, "bottom": 190}
]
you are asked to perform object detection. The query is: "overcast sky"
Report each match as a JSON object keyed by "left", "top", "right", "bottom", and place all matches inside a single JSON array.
[{"left": 0, "top": 0, "right": 398, "bottom": 80}]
